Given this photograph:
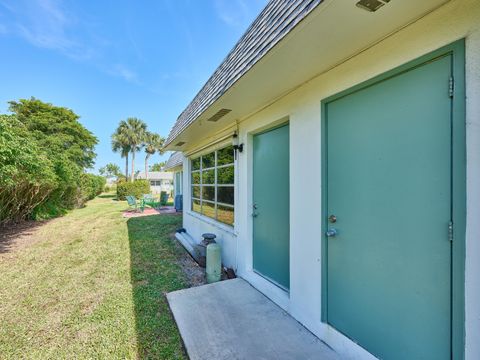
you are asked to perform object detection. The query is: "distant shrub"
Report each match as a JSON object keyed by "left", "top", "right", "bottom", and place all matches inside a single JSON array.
[
  {"left": 116, "top": 180, "right": 150, "bottom": 200},
  {"left": 94, "top": 176, "right": 106, "bottom": 195},
  {"left": 104, "top": 183, "right": 116, "bottom": 193},
  {"left": 79, "top": 173, "right": 106, "bottom": 204}
]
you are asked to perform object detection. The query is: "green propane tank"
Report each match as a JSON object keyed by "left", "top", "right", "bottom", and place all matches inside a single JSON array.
[{"left": 206, "top": 243, "right": 221, "bottom": 283}]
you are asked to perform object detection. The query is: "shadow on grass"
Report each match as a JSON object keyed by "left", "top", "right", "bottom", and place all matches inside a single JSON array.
[
  {"left": 0, "top": 220, "right": 50, "bottom": 254},
  {"left": 126, "top": 214, "right": 188, "bottom": 359},
  {"left": 97, "top": 193, "right": 117, "bottom": 199}
]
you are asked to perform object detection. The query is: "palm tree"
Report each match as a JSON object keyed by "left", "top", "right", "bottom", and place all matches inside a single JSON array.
[
  {"left": 144, "top": 132, "right": 165, "bottom": 179},
  {"left": 121, "top": 117, "right": 147, "bottom": 182},
  {"left": 111, "top": 128, "right": 130, "bottom": 180}
]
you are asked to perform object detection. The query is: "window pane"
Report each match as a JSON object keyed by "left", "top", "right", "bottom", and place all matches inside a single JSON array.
[
  {"left": 202, "top": 169, "right": 215, "bottom": 184},
  {"left": 191, "top": 157, "right": 201, "bottom": 171},
  {"left": 217, "top": 145, "right": 234, "bottom": 166},
  {"left": 191, "top": 171, "right": 200, "bottom": 184},
  {"left": 192, "top": 199, "right": 201, "bottom": 213},
  {"left": 150, "top": 181, "right": 155, "bottom": 186},
  {"left": 190, "top": 146, "right": 235, "bottom": 226},
  {"left": 217, "top": 205, "right": 234, "bottom": 225},
  {"left": 202, "top": 186, "right": 215, "bottom": 202},
  {"left": 201, "top": 201, "right": 215, "bottom": 219},
  {"left": 192, "top": 186, "right": 200, "bottom": 199},
  {"left": 217, "top": 186, "right": 234, "bottom": 205},
  {"left": 202, "top": 152, "right": 215, "bottom": 168},
  {"left": 217, "top": 166, "right": 234, "bottom": 184}
]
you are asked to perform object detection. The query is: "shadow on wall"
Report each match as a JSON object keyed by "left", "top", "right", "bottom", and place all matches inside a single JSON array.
[{"left": 126, "top": 214, "right": 188, "bottom": 359}]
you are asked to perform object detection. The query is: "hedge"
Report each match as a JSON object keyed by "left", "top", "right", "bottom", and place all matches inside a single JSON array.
[
  {"left": 80, "top": 173, "right": 106, "bottom": 203},
  {"left": 116, "top": 180, "right": 150, "bottom": 200},
  {"left": 0, "top": 115, "right": 57, "bottom": 224},
  {"left": 0, "top": 99, "right": 99, "bottom": 225}
]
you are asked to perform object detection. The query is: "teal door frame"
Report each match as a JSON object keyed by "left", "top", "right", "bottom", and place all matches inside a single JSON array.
[{"left": 320, "top": 39, "right": 466, "bottom": 359}]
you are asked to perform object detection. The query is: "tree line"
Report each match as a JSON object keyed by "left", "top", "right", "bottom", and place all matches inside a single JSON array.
[{"left": 0, "top": 98, "right": 104, "bottom": 225}]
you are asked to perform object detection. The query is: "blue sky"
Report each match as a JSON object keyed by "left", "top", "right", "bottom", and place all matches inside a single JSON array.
[{"left": 0, "top": 0, "right": 267, "bottom": 173}]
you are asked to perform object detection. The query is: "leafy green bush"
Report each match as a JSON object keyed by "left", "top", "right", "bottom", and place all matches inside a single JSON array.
[
  {"left": 0, "top": 98, "right": 99, "bottom": 225},
  {"left": 116, "top": 180, "right": 150, "bottom": 200},
  {"left": 9, "top": 98, "right": 97, "bottom": 169},
  {"left": 95, "top": 176, "right": 107, "bottom": 195},
  {"left": 104, "top": 183, "right": 117, "bottom": 193},
  {"left": 79, "top": 173, "right": 106, "bottom": 204},
  {"left": 0, "top": 115, "right": 58, "bottom": 223},
  {"left": 33, "top": 155, "right": 82, "bottom": 218}
]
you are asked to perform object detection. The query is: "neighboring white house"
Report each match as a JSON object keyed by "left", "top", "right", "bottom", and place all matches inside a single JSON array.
[
  {"left": 135, "top": 171, "right": 173, "bottom": 195},
  {"left": 164, "top": 152, "right": 184, "bottom": 198},
  {"left": 105, "top": 177, "right": 117, "bottom": 186},
  {"left": 164, "top": 0, "right": 480, "bottom": 359}
]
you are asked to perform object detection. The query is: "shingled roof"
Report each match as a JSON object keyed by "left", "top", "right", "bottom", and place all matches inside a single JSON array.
[
  {"left": 165, "top": 0, "right": 323, "bottom": 146},
  {"left": 164, "top": 151, "right": 184, "bottom": 170}
]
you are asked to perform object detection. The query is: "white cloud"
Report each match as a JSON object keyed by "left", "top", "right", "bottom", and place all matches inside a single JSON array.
[
  {"left": 108, "top": 64, "right": 138, "bottom": 83},
  {"left": 214, "top": 0, "right": 265, "bottom": 28},
  {"left": 1, "top": 0, "right": 94, "bottom": 60},
  {"left": 214, "top": 0, "right": 248, "bottom": 27},
  {"left": 0, "top": 0, "right": 140, "bottom": 83}
]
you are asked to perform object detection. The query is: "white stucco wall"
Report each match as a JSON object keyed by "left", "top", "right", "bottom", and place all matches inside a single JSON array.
[
  {"left": 181, "top": 157, "right": 238, "bottom": 269},
  {"left": 465, "top": 24, "right": 480, "bottom": 360},
  {"left": 180, "top": 0, "right": 479, "bottom": 358}
]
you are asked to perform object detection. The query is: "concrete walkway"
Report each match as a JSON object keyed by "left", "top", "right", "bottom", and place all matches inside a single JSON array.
[{"left": 167, "top": 278, "right": 339, "bottom": 360}]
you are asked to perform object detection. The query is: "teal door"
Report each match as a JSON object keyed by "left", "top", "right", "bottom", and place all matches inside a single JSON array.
[
  {"left": 325, "top": 55, "right": 453, "bottom": 359},
  {"left": 175, "top": 171, "right": 183, "bottom": 195},
  {"left": 253, "top": 124, "right": 290, "bottom": 290}
]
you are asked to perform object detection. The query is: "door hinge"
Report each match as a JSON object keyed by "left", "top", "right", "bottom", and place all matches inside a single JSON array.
[
  {"left": 448, "top": 221, "right": 454, "bottom": 242},
  {"left": 449, "top": 77, "right": 454, "bottom": 98}
]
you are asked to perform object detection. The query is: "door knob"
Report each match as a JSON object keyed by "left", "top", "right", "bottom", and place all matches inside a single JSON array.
[
  {"left": 325, "top": 228, "right": 338, "bottom": 237},
  {"left": 252, "top": 203, "right": 259, "bottom": 217}
]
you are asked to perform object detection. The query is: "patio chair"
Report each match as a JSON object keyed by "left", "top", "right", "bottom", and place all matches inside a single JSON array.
[
  {"left": 160, "top": 191, "right": 169, "bottom": 206},
  {"left": 125, "top": 195, "right": 144, "bottom": 212},
  {"left": 143, "top": 194, "right": 158, "bottom": 208}
]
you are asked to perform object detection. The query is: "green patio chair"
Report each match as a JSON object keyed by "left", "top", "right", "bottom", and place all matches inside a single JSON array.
[
  {"left": 126, "top": 195, "right": 144, "bottom": 212},
  {"left": 143, "top": 194, "right": 158, "bottom": 208},
  {"left": 160, "top": 191, "right": 169, "bottom": 206}
]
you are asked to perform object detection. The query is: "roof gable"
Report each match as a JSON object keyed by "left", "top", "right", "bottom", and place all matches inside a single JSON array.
[
  {"left": 165, "top": 0, "right": 323, "bottom": 146},
  {"left": 164, "top": 151, "right": 184, "bottom": 170}
]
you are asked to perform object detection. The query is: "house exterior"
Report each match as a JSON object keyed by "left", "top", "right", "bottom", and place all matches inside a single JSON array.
[
  {"left": 164, "top": 0, "right": 480, "bottom": 359},
  {"left": 135, "top": 171, "right": 173, "bottom": 195},
  {"left": 105, "top": 177, "right": 117, "bottom": 186},
  {"left": 164, "top": 152, "right": 184, "bottom": 198}
]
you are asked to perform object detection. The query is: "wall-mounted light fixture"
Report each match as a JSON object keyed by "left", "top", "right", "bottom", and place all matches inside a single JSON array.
[{"left": 232, "top": 132, "right": 243, "bottom": 159}]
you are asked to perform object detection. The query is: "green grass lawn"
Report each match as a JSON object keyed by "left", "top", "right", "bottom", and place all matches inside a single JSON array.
[{"left": 0, "top": 195, "right": 188, "bottom": 359}]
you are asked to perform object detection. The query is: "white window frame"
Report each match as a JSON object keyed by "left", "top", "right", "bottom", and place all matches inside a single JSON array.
[{"left": 190, "top": 146, "right": 235, "bottom": 226}]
